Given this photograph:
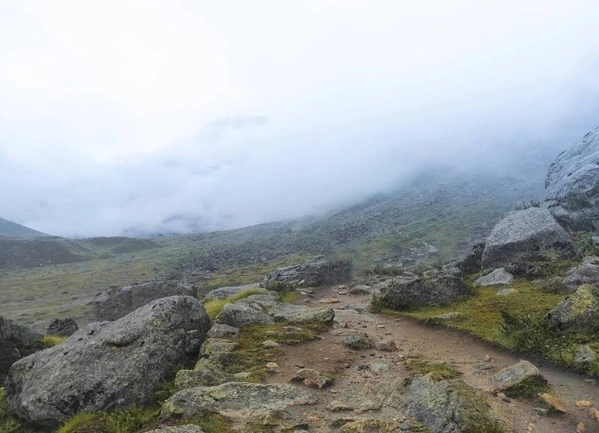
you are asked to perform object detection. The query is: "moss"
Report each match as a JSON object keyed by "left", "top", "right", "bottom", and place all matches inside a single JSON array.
[
  {"left": 278, "top": 291, "right": 302, "bottom": 304},
  {"left": 503, "top": 376, "right": 549, "bottom": 399},
  {"left": 448, "top": 380, "right": 505, "bottom": 433},
  {"left": 183, "top": 413, "right": 230, "bottom": 433},
  {"left": 203, "top": 288, "right": 269, "bottom": 320},
  {"left": 57, "top": 412, "right": 101, "bottom": 433},
  {"left": 41, "top": 335, "right": 68, "bottom": 347},
  {"left": 57, "top": 406, "right": 160, "bottom": 433},
  {"left": 406, "top": 360, "right": 462, "bottom": 382},
  {"left": 0, "top": 388, "right": 26, "bottom": 433}
]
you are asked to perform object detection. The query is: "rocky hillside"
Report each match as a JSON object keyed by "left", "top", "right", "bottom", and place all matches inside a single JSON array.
[{"left": 0, "top": 217, "right": 47, "bottom": 239}]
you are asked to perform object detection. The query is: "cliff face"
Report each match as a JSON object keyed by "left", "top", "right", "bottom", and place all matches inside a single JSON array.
[{"left": 545, "top": 125, "right": 599, "bottom": 231}]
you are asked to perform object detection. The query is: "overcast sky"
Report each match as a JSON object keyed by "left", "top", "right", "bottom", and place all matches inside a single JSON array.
[{"left": 1, "top": 0, "right": 599, "bottom": 237}]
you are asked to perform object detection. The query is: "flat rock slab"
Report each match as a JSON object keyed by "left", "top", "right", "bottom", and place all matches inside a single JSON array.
[
  {"left": 161, "top": 382, "right": 317, "bottom": 420},
  {"left": 475, "top": 268, "right": 514, "bottom": 286},
  {"left": 215, "top": 303, "right": 274, "bottom": 327},
  {"left": 267, "top": 303, "right": 335, "bottom": 324}
]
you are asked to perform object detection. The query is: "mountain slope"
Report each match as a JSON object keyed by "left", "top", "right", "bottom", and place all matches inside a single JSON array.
[{"left": 0, "top": 217, "right": 47, "bottom": 239}]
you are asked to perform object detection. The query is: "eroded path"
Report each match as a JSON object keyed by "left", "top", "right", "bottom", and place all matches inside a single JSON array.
[{"left": 268, "top": 279, "right": 599, "bottom": 433}]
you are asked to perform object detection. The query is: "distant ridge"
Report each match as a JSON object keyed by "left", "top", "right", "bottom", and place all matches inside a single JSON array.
[{"left": 0, "top": 217, "right": 48, "bottom": 239}]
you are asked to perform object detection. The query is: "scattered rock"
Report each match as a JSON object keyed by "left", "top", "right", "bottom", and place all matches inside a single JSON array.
[
  {"left": 370, "top": 363, "right": 389, "bottom": 374},
  {"left": 145, "top": 426, "right": 206, "bottom": 433},
  {"left": 291, "top": 368, "right": 334, "bottom": 389},
  {"left": 475, "top": 268, "right": 514, "bottom": 286},
  {"left": 481, "top": 208, "right": 574, "bottom": 269},
  {"left": 358, "top": 399, "right": 382, "bottom": 412},
  {"left": 215, "top": 303, "right": 274, "bottom": 327},
  {"left": 539, "top": 393, "right": 567, "bottom": 413},
  {"left": 492, "top": 360, "right": 548, "bottom": 397},
  {"left": 262, "top": 340, "right": 280, "bottom": 349},
  {"left": 161, "top": 382, "right": 317, "bottom": 420},
  {"left": 206, "top": 324, "right": 239, "bottom": 339},
  {"left": 496, "top": 288, "right": 518, "bottom": 297},
  {"left": 263, "top": 257, "right": 352, "bottom": 291},
  {"left": 547, "top": 284, "right": 599, "bottom": 330},
  {"left": 30, "top": 318, "right": 78, "bottom": 337},
  {"left": 563, "top": 257, "right": 599, "bottom": 292},
  {"left": 374, "top": 339, "right": 397, "bottom": 352},
  {"left": 377, "top": 275, "right": 472, "bottom": 311},
  {"left": 266, "top": 362, "right": 280, "bottom": 372},
  {"left": 544, "top": 125, "right": 599, "bottom": 231},
  {"left": 202, "top": 283, "right": 263, "bottom": 301},
  {"left": 6, "top": 296, "right": 210, "bottom": 428},
  {"left": 575, "top": 345, "right": 597, "bottom": 365},
  {"left": 342, "top": 334, "right": 374, "bottom": 350},
  {"left": 0, "top": 316, "right": 43, "bottom": 382},
  {"left": 327, "top": 400, "right": 354, "bottom": 412},
  {"left": 92, "top": 280, "right": 197, "bottom": 321},
  {"left": 319, "top": 297, "right": 340, "bottom": 304}
]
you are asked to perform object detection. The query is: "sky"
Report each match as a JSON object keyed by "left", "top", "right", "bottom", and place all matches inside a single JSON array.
[{"left": 1, "top": 0, "right": 599, "bottom": 237}]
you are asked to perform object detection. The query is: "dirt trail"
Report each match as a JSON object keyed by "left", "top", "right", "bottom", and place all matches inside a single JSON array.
[{"left": 269, "top": 281, "right": 599, "bottom": 433}]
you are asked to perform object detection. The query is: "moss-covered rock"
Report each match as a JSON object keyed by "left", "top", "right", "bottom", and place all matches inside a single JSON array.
[{"left": 547, "top": 284, "right": 599, "bottom": 330}]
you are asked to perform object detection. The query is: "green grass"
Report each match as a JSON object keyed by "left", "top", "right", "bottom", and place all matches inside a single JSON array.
[
  {"left": 41, "top": 335, "right": 68, "bottom": 347},
  {"left": 203, "top": 288, "right": 269, "bottom": 320},
  {"left": 57, "top": 407, "right": 160, "bottom": 433},
  {"left": 405, "top": 359, "right": 462, "bottom": 382},
  {"left": 0, "top": 388, "right": 26, "bottom": 433}
]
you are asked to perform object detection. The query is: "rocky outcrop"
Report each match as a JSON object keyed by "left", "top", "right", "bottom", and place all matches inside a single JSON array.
[
  {"left": 474, "top": 268, "right": 513, "bottom": 286},
  {"left": 492, "top": 361, "right": 547, "bottom": 397},
  {"left": 403, "top": 374, "right": 503, "bottom": 433},
  {"left": 377, "top": 275, "right": 472, "bottom": 311},
  {"left": 0, "top": 317, "right": 42, "bottom": 382},
  {"left": 547, "top": 284, "right": 599, "bottom": 330},
  {"left": 481, "top": 208, "right": 574, "bottom": 269},
  {"left": 30, "top": 318, "right": 78, "bottom": 337},
  {"left": 5, "top": 296, "right": 210, "bottom": 428},
  {"left": 563, "top": 256, "right": 599, "bottom": 292},
  {"left": 263, "top": 258, "right": 351, "bottom": 291},
  {"left": 160, "top": 382, "right": 317, "bottom": 420},
  {"left": 202, "top": 283, "right": 262, "bottom": 302},
  {"left": 457, "top": 243, "right": 485, "bottom": 274},
  {"left": 92, "top": 280, "right": 197, "bottom": 321},
  {"left": 545, "top": 125, "right": 599, "bottom": 231}
]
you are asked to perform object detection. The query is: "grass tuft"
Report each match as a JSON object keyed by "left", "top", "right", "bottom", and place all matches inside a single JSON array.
[
  {"left": 405, "top": 360, "right": 462, "bottom": 382},
  {"left": 41, "top": 334, "right": 68, "bottom": 347}
]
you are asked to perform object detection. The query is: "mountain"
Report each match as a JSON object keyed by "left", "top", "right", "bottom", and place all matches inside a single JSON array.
[{"left": 0, "top": 217, "right": 48, "bottom": 239}]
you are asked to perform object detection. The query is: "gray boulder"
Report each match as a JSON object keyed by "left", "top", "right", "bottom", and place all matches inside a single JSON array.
[
  {"left": 202, "top": 283, "right": 262, "bottom": 302},
  {"left": 215, "top": 303, "right": 274, "bottom": 327},
  {"left": 0, "top": 317, "right": 42, "bottom": 382},
  {"left": 563, "top": 256, "right": 599, "bottom": 291},
  {"left": 267, "top": 303, "right": 335, "bottom": 325},
  {"left": 93, "top": 280, "right": 197, "bottom": 321},
  {"left": 575, "top": 345, "right": 597, "bottom": 365},
  {"left": 547, "top": 284, "right": 599, "bottom": 330},
  {"left": 5, "top": 296, "right": 210, "bottom": 427},
  {"left": 403, "top": 374, "right": 502, "bottom": 433},
  {"left": 545, "top": 125, "right": 599, "bottom": 231},
  {"left": 474, "top": 268, "right": 513, "bottom": 286},
  {"left": 160, "top": 382, "right": 317, "bottom": 420},
  {"left": 206, "top": 324, "right": 239, "bottom": 339},
  {"left": 175, "top": 359, "right": 232, "bottom": 390},
  {"left": 30, "top": 318, "right": 78, "bottom": 337},
  {"left": 263, "top": 258, "right": 351, "bottom": 291},
  {"left": 481, "top": 208, "right": 574, "bottom": 269},
  {"left": 377, "top": 275, "right": 472, "bottom": 311}
]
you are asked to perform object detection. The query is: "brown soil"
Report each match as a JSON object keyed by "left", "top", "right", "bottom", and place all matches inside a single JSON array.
[{"left": 266, "top": 280, "right": 599, "bottom": 433}]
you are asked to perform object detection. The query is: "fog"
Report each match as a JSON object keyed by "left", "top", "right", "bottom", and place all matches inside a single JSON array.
[{"left": 1, "top": 0, "right": 599, "bottom": 237}]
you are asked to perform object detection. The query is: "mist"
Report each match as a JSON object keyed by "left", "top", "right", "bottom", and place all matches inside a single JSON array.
[{"left": 1, "top": 0, "right": 599, "bottom": 237}]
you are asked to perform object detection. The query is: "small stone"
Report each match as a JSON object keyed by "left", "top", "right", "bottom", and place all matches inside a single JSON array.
[
  {"left": 575, "top": 345, "right": 597, "bottom": 364},
  {"left": 358, "top": 399, "right": 382, "bottom": 412},
  {"left": 291, "top": 368, "right": 334, "bottom": 389},
  {"left": 496, "top": 288, "right": 518, "bottom": 297},
  {"left": 539, "top": 393, "right": 567, "bottom": 413},
  {"left": 320, "top": 297, "right": 340, "bottom": 304},
  {"left": 433, "top": 312, "right": 463, "bottom": 320},
  {"left": 533, "top": 407, "right": 549, "bottom": 416},
  {"left": 266, "top": 362, "right": 279, "bottom": 372},
  {"left": 577, "top": 422, "right": 586, "bottom": 433},
  {"left": 370, "top": 363, "right": 389, "bottom": 374},
  {"left": 342, "top": 334, "right": 374, "bottom": 350},
  {"left": 262, "top": 340, "right": 280, "bottom": 349},
  {"left": 576, "top": 401, "right": 592, "bottom": 407},
  {"left": 374, "top": 339, "right": 397, "bottom": 352},
  {"left": 327, "top": 400, "right": 354, "bottom": 412}
]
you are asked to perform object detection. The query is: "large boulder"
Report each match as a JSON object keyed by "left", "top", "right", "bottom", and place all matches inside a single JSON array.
[
  {"left": 93, "top": 280, "right": 197, "bottom": 321},
  {"left": 5, "top": 296, "right": 210, "bottom": 428},
  {"left": 0, "top": 317, "right": 42, "bottom": 382},
  {"left": 474, "top": 268, "right": 513, "bottom": 286},
  {"left": 481, "top": 208, "right": 574, "bottom": 269},
  {"left": 376, "top": 275, "right": 472, "bottom": 311},
  {"left": 563, "top": 256, "right": 599, "bottom": 291},
  {"left": 263, "top": 258, "right": 351, "bottom": 291},
  {"left": 544, "top": 125, "right": 599, "bottom": 231},
  {"left": 160, "top": 382, "right": 317, "bottom": 420},
  {"left": 547, "top": 284, "right": 599, "bottom": 330}
]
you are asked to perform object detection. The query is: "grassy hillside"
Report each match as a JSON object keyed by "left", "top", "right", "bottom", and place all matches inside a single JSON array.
[{"left": 0, "top": 217, "right": 47, "bottom": 238}]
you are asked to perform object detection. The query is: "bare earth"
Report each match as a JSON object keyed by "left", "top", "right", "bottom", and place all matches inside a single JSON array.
[{"left": 266, "top": 280, "right": 599, "bottom": 433}]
